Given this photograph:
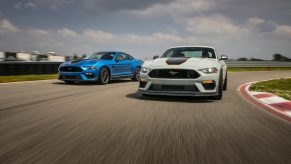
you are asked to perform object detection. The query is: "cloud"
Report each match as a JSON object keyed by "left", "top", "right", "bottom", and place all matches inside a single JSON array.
[
  {"left": 246, "top": 17, "right": 277, "bottom": 33},
  {"left": 126, "top": 0, "right": 213, "bottom": 17},
  {"left": 0, "top": 19, "right": 19, "bottom": 32},
  {"left": 275, "top": 25, "right": 291, "bottom": 37},
  {"left": 243, "top": 17, "right": 291, "bottom": 38},
  {"left": 0, "top": 19, "right": 200, "bottom": 57},
  {"left": 57, "top": 28, "right": 78, "bottom": 37},
  {"left": 186, "top": 15, "right": 246, "bottom": 36},
  {"left": 126, "top": 32, "right": 182, "bottom": 44},
  {"left": 1, "top": 12, "right": 291, "bottom": 60},
  {"left": 14, "top": 2, "right": 37, "bottom": 10},
  {"left": 84, "top": 0, "right": 175, "bottom": 14},
  {"left": 29, "top": 29, "right": 49, "bottom": 36},
  {"left": 82, "top": 29, "right": 113, "bottom": 42},
  {"left": 9, "top": 0, "right": 176, "bottom": 13},
  {"left": 13, "top": 0, "right": 73, "bottom": 10}
]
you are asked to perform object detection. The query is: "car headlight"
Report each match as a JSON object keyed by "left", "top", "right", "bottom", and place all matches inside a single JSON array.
[
  {"left": 84, "top": 66, "right": 97, "bottom": 70},
  {"left": 141, "top": 67, "right": 151, "bottom": 73},
  {"left": 199, "top": 67, "right": 218, "bottom": 74}
]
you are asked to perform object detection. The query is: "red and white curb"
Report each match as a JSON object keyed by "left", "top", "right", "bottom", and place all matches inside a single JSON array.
[{"left": 240, "top": 82, "right": 291, "bottom": 122}]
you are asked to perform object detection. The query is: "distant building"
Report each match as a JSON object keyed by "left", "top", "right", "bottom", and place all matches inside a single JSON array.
[
  {"left": 17, "top": 53, "right": 31, "bottom": 61},
  {"left": 0, "top": 51, "right": 4, "bottom": 61},
  {"left": 2, "top": 52, "right": 31, "bottom": 61},
  {"left": 46, "top": 52, "right": 65, "bottom": 62},
  {"left": 0, "top": 51, "right": 65, "bottom": 62},
  {"left": 31, "top": 51, "right": 40, "bottom": 61}
]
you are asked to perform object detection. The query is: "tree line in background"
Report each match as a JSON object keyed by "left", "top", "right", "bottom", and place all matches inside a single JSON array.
[
  {"left": 72, "top": 54, "right": 87, "bottom": 60},
  {"left": 236, "top": 54, "right": 290, "bottom": 61}
]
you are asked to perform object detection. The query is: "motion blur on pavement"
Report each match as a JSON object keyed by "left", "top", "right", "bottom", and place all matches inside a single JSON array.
[{"left": 0, "top": 0, "right": 291, "bottom": 163}]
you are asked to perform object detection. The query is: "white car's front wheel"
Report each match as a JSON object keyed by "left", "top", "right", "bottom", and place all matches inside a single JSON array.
[
  {"left": 213, "top": 71, "right": 223, "bottom": 100},
  {"left": 223, "top": 71, "right": 227, "bottom": 91}
]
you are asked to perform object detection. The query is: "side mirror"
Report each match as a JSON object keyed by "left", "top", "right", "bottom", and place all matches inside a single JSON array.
[
  {"left": 220, "top": 55, "right": 228, "bottom": 60},
  {"left": 153, "top": 55, "right": 159, "bottom": 60}
]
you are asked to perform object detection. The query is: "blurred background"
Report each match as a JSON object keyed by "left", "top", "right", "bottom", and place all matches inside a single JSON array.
[{"left": 0, "top": 0, "right": 291, "bottom": 76}]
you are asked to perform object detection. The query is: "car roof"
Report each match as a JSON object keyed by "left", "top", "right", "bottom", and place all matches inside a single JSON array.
[
  {"left": 167, "top": 45, "right": 216, "bottom": 50},
  {"left": 96, "top": 51, "right": 126, "bottom": 54}
]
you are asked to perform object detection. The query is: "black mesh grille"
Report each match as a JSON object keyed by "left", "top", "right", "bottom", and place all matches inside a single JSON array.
[
  {"left": 59, "top": 66, "right": 83, "bottom": 72},
  {"left": 202, "top": 83, "right": 216, "bottom": 90},
  {"left": 59, "top": 75, "right": 82, "bottom": 80},
  {"left": 148, "top": 69, "right": 200, "bottom": 79},
  {"left": 149, "top": 85, "right": 198, "bottom": 92}
]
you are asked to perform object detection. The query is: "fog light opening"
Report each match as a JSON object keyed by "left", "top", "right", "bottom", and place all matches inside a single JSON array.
[
  {"left": 202, "top": 80, "right": 215, "bottom": 84},
  {"left": 85, "top": 72, "right": 93, "bottom": 76},
  {"left": 139, "top": 80, "right": 148, "bottom": 88}
]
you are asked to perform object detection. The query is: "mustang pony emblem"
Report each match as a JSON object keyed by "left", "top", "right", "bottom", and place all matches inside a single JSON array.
[{"left": 169, "top": 71, "right": 179, "bottom": 76}]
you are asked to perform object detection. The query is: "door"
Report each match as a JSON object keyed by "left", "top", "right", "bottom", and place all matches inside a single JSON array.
[{"left": 111, "top": 53, "right": 131, "bottom": 77}]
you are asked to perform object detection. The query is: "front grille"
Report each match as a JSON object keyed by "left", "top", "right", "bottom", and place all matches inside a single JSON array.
[
  {"left": 149, "top": 84, "right": 198, "bottom": 92},
  {"left": 59, "top": 66, "right": 83, "bottom": 72},
  {"left": 148, "top": 69, "right": 200, "bottom": 79},
  {"left": 59, "top": 75, "right": 82, "bottom": 80},
  {"left": 85, "top": 74, "right": 95, "bottom": 78}
]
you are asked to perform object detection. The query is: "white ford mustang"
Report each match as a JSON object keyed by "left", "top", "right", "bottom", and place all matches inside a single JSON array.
[{"left": 139, "top": 46, "right": 228, "bottom": 100}]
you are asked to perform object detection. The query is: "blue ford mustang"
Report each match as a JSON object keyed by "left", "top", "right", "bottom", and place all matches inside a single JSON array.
[{"left": 58, "top": 51, "right": 143, "bottom": 84}]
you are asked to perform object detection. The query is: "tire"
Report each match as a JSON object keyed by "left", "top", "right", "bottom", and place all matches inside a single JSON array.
[
  {"left": 223, "top": 71, "right": 227, "bottom": 91},
  {"left": 213, "top": 71, "right": 223, "bottom": 100},
  {"left": 131, "top": 67, "right": 141, "bottom": 81},
  {"left": 64, "top": 81, "right": 74, "bottom": 84},
  {"left": 98, "top": 67, "right": 110, "bottom": 85}
]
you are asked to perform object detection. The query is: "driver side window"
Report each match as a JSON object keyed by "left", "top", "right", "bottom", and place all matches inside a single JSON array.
[{"left": 116, "top": 54, "right": 127, "bottom": 60}]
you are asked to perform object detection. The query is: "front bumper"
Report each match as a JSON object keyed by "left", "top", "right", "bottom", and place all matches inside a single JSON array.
[
  {"left": 138, "top": 70, "right": 219, "bottom": 97},
  {"left": 58, "top": 71, "right": 99, "bottom": 81}
]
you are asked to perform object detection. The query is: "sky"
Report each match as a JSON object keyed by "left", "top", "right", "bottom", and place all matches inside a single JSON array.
[{"left": 0, "top": 0, "right": 291, "bottom": 60}]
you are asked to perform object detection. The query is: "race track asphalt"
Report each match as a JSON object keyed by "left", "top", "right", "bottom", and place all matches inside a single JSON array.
[{"left": 0, "top": 71, "right": 290, "bottom": 164}]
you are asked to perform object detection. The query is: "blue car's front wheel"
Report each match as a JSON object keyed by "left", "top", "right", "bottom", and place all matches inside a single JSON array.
[
  {"left": 98, "top": 67, "right": 110, "bottom": 85},
  {"left": 131, "top": 67, "right": 141, "bottom": 81}
]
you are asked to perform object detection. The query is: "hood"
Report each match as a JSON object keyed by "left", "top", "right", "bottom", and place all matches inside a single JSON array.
[
  {"left": 61, "top": 59, "right": 100, "bottom": 66},
  {"left": 143, "top": 58, "right": 218, "bottom": 69}
]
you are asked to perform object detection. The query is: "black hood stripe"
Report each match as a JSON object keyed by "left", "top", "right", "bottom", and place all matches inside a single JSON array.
[{"left": 166, "top": 58, "right": 189, "bottom": 65}]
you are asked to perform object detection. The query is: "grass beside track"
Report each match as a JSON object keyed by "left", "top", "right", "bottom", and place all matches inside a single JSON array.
[
  {"left": 250, "top": 78, "right": 291, "bottom": 100},
  {"left": 228, "top": 67, "right": 291, "bottom": 72},
  {"left": 0, "top": 74, "right": 58, "bottom": 83}
]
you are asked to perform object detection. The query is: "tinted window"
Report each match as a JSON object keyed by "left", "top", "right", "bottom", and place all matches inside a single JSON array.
[
  {"left": 116, "top": 54, "right": 127, "bottom": 60},
  {"left": 86, "top": 52, "right": 115, "bottom": 60},
  {"left": 127, "top": 55, "right": 134, "bottom": 60},
  {"left": 161, "top": 47, "right": 216, "bottom": 59},
  {"left": 118, "top": 53, "right": 132, "bottom": 60}
]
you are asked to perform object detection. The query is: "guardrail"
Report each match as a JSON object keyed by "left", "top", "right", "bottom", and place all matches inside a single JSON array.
[
  {"left": 0, "top": 61, "right": 290, "bottom": 76},
  {"left": 0, "top": 61, "right": 62, "bottom": 76},
  {"left": 225, "top": 61, "right": 291, "bottom": 67}
]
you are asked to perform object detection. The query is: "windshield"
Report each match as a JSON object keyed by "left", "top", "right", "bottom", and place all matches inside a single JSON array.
[
  {"left": 86, "top": 52, "right": 116, "bottom": 60},
  {"left": 161, "top": 47, "right": 216, "bottom": 59}
]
